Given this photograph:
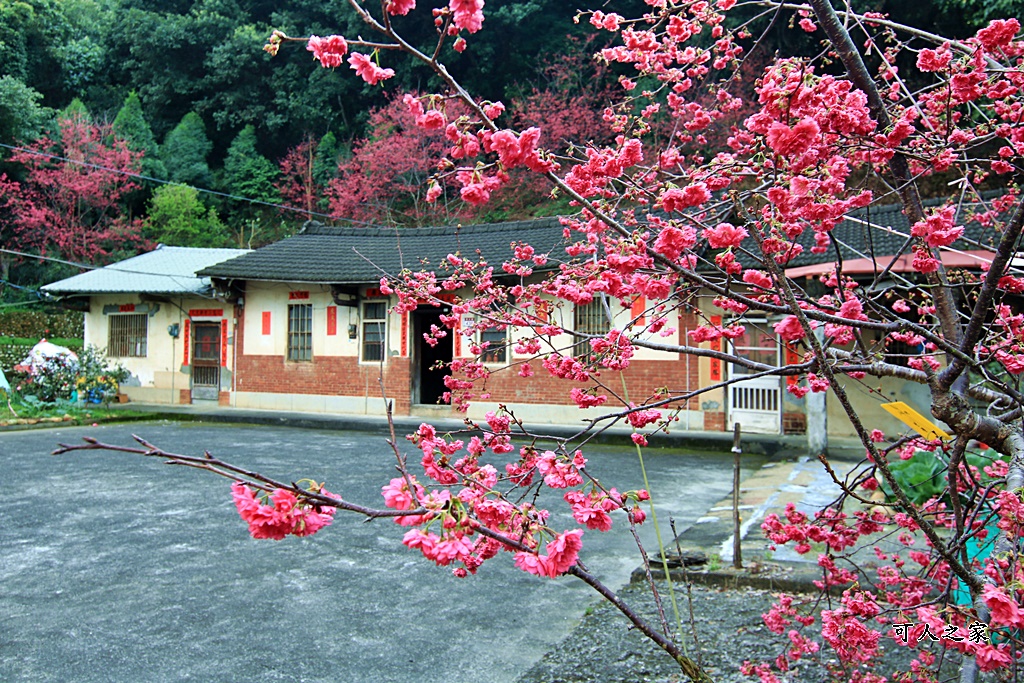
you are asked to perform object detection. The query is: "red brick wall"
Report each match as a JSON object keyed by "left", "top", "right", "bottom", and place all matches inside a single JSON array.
[
  {"left": 462, "top": 358, "right": 698, "bottom": 407},
  {"left": 231, "top": 305, "right": 711, "bottom": 421},
  {"left": 704, "top": 411, "right": 726, "bottom": 431},
  {"left": 783, "top": 411, "right": 806, "bottom": 435},
  {"left": 179, "top": 389, "right": 191, "bottom": 405},
  {"left": 234, "top": 306, "right": 413, "bottom": 414}
]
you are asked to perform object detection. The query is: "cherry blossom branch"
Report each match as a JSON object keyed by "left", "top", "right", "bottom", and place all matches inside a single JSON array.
[
  {"left": 53, "top": 437, "right": 427, "bottom": 520},
  {"left": 807, "top": 0, "right": 962, "bottom": 347},
  {"left": 57, "top": 428, "right": 716, "bottom": 683},
  {"left": 756, "top": 1, "right": 1002, "bottom": 65},
  {"left": 565, "top": 563, "right": 713, "bottom": 683},
  {"left": 939, "top": 193, "right": 1024, "bottom": 390},
  {"left": 748, "top": 174, "right": 985, "bottom": 596}
]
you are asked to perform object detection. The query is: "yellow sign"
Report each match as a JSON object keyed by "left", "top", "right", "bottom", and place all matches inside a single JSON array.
[{"left": 880, "top": 401, "right": 951, "bottom": 441}]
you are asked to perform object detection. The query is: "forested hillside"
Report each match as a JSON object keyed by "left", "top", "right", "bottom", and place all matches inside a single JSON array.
[{"left": 0, "top": 0, "right": 1015, "bottom": 298}]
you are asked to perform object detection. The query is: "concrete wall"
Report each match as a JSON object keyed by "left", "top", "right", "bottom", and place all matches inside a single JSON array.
[
  {"left": 826, "top": 373, "right": 938, "bottom": 438},
  {"left": 85, "top": 294, "right": 237, "bottom": 403}
]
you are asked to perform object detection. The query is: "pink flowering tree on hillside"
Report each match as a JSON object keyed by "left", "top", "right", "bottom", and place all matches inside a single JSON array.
[
  {"left": 64, "top": 1, "right": 1024, "bottom": 681},
  {"left": 327, "top": 94, "right": 475, "bottom": 226},
  {"left": 9, "top": 112, "right": 144, "bottom": 264},
  {"left": 276, "top": 135, "right": 321, "bottom": 218}
]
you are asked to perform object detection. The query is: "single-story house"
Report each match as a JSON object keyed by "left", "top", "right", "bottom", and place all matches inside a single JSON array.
[
  {"left": 41, "top": 197, "right": 1004, "bottom": 438},
  {"left": 193, "top": 219, "right": 714, "bottom": 428},
  {"left": 42, "top": 245, "right": 250, "bottom": 404}
]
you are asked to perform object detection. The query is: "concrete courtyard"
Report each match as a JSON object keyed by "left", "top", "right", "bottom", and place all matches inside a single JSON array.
[{"left": 0, "top": 421, "right": 748, "bottom": 682}]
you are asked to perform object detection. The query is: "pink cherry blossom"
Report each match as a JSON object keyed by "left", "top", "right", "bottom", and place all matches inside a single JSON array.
[
  {"left": 703, "top": 222, "right": 748, "bottom": 249},
  {"left": 306, "top": 35, "right": 348, "bottom": 68},
  {"left": 766, "top": 117, "right": 820, "bottom": 158},
  {"left": 386, "top": 0, "right": 415, "bottom": 15},
  {"left": 983, "top": 583, "right": 1024, "bottom": 627},
  {"left": 652, "top": 225, "right": 697, "bottom": 260},
  {"left": 917, "top": 44, "right": 952, "bottom": 72},
  {"left": 976, "top": 18, "right": 1020, "bottom": 52},
  {"left": 347, "top": 52, "right": 395, "bottom": 85},
  {"left": 660, "top": 183, "right": 710, "bottom": 212},
  {"left": 514, "top": 529, "right": 584, "bottom": 577},
  {"left": 742, "top": 270, "right": 773, "bottom": 289},
  {"left": 570, "top": 387, "right": 607, "bottom": 409},
  {"left": 910, "top": 206, "right": 963, "bottom": 248},
  {"left": 232, "top": 483, "right": 336, "bottom": 540},
  {"left": 773, "top": 315, "right": 805, "bottom": 342},
  {"left": 450, "top": 0, "right": 484, "bottom": 33}
]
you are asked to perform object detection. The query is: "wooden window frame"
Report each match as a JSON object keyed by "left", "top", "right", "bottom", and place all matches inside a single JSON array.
[{"left": 479, "top": 326, "right": 508, "bottom": 364}]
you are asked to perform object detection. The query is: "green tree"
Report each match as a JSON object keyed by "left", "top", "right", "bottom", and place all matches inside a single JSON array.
[
  {"left": 160, "top": 111, "right": 212, "bottom": 187},
  {"left": 112, "top": 91, "right": 166, "bottom": 179},
  {"left": 927, "top": 0, "right": 1024, "bottom": 31},
  {"left": 222, "top": 124, "right": 282, "bottom": 245},
  {"left": 59, "top": 97, "right": 90, "bottom": 123},
  {"left": 0, "top": 75, "right": 51, "bottom": 143},
  {"left": 223, "top": 124, "right": 279, "bottom": 204},
  {"left": 312, "top": 130, "right": 341, "bottom": 190},
  {"left": 143, "top": 183, "right": 229, "bottom": 247}
]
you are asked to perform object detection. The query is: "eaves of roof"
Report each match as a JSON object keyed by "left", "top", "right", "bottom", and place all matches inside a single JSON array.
[{"left": 198, "top": 217, "right": 568, "bottom": 284}]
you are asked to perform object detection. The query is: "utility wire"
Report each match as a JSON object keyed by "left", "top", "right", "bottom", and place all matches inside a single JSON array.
[
  {"left": 0, "top": 248, "right": 224, "bottom": 290},
  {"left": 0, "top": 247, "right": 125, "bottom": 274},
  {"left": 0, "top": 141, "right": 380, "bottom": 228}
]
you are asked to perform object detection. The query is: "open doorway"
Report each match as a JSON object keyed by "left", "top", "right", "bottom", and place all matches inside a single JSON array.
[{"left": 411, "top": 306, "right": 453, "bottom": 405}]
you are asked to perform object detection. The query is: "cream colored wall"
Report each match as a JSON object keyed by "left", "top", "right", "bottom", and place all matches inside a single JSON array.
[
  {"left": 242, "top": 282, "right": 401, "bottom": 361},
  {"left": 86, "top": 293, "right": 236, "bottom": 402}
]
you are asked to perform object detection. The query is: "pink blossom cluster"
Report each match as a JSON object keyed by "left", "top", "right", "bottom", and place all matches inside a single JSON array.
[
  {"left": 910, "top": 205, "right": 964, "bottom": 248},
  {"left": 306, "top": 35, "right": 347, "bottom": 68},
  {"left": 377, "top": 422, "right": 611, "bottom": 579},
  {"left": 348, "top": 53, "right": 395, "bottom": 86},
  {"left": 753, "top": 444, "right": 1023, "bottom": 676},
  {"left": 232, "top": 483, "right": 337, "bottom": 540}
]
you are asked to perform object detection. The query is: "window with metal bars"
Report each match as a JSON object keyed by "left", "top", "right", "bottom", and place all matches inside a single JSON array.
[
  {"left": 287, "top": 304, "right": 313, "bottom": 362},
  {"left": 480, "top": 327, "right": 507, "bottom": 364},
  {"left": 108, "top": 313, "right": 148, "bottom": 357},
  {"left": 361, "top": 301, "right": 387, "bottom": 362},
  {"left": 574, "top": 298, "right": 610, "bottom": 359}
]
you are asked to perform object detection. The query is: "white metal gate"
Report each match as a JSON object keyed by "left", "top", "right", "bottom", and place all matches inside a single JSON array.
[{"left": 727, "top": 323, "right": 781, "bottom": 434}]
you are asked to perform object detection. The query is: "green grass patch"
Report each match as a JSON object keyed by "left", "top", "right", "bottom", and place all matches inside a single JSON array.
[
  {"left": 0, "top": 399, "right": 151, "bottom": 428},
  {"left": 0, "top": 336, "right": 84, "bottom": 348}
]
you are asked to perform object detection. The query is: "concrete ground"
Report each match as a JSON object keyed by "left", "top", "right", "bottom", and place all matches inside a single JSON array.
[
  {"left": 0, "top": 420, "right": 757, "bottom": 683},
  {"left": 652, "top": 452, "right": 866, "bottom": 592}
]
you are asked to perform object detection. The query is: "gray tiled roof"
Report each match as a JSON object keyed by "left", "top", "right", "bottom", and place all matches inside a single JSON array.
[
  {"left": 718, "top": 193, "right": 1008, "bottom": 271},
  {"left": 782, "top": 195, "right": 1002, "bottom": 269},
  {"left": 198, "top": 218, "right": 568, "bottom": 284},
  {"left": 43, "top": 246, "right": 251, "bottom": 295}
]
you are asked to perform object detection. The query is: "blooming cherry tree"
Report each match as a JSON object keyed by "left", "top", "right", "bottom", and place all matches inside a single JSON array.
[
  {"left": 68, "top": 0, "right": 1024, "bottom": 680},
  {"left": 9, "top": 112, "right": 143, "bottom": 264}
]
